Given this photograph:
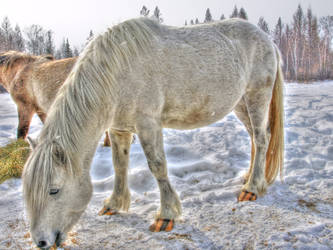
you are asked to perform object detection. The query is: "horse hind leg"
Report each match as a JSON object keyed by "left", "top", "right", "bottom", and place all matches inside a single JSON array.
[
  {"left": 234, "top": 98, "right": 254, "bottom": 185},
  {"left": 137, "top": 118, "right": 181, "bottom": 232},
  {"left": 99, "top": 130, "right": 132, "bottom": 216},
  {"left": 103, "top": 131, "right": 111, "bottom": 147},
  {"left": 238, "top": 85, "right": 274, "bottom": 202}
]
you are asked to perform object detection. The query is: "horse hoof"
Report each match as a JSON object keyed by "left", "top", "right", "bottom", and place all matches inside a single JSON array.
[
  {"left": 149, "top": 219, "right": 174, "bottom": 232},
  {"left": 238, "top": 190, "right": 257, "bottom": 202},
  {"left": 98, "top": 206, "right": 117, "bottom": 216}
]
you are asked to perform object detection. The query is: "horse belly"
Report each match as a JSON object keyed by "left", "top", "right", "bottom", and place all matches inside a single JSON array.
[
  {"left": 163, "top": 112, "right": 225, "bottom": 129},
  {"left": 161, "top": 95, "right": 238, "bottom": 130}
]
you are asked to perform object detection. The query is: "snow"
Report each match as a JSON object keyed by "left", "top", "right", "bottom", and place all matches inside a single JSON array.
[{"left": 0, "top": 82, "right": 333, "bottom": 249}]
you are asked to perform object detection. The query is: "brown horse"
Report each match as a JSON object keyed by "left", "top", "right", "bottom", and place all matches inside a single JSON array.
[{"left": 0, "top": 50, "right": 111, "bottom": 145}]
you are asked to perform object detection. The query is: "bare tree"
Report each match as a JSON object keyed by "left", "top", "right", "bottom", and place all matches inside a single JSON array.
[
  {"left": 1, "top": 17, "right": 14, "bottom": 51},
  {"left": 13, "top": 24, "right": 25, "bottom": 52},
  {"left": 319, "top": 16, "right": 333, "bottom": 79},
  {"left": 25, "top": 24, "right": 46, "bottom": 55}
]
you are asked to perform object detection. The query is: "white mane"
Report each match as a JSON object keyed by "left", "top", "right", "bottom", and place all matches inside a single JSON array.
[{"left": 23, "top": 18, "right": 157, "bottom": 216}]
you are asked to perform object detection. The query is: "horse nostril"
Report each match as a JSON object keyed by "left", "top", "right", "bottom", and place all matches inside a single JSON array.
[{"left": 37, "top": 240, "right": 47, "bottom": 248}]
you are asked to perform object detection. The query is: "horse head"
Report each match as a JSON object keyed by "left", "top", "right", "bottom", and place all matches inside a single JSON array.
[{"left": 23, "top": 137, "right": 93, "bottom": 248}]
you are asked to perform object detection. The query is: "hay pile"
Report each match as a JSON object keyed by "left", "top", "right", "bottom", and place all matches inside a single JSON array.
[{"left": 0, "top": 139, "right": 30, "bottom": 184}]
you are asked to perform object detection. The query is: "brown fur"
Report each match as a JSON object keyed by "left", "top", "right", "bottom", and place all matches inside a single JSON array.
[{"left": 0, "top": 51, "right": 76, "bottom": 138}]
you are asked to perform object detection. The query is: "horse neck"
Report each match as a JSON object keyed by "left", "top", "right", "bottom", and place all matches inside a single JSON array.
[{"left": 42, "top": 96, "right": 109, "bottom": 172}]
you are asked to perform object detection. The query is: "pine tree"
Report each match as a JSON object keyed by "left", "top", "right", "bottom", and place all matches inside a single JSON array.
[
  {"left": 185, "top": 20, "right": 187, "bottom": 26},
  {"left": 220, "top": 14, "right": 225, "bottom": 20},
  {"left": 190, "top": 20, "right": 194, "bottom": 25},
  {"left": 238, "top": 7, "right": 248, "bottom": 20},
  {"left": 140, "top": 5, "right": 150, "bottom": 17},
  {"left": 86, "top": 30, "right": 94, "bottom": 46},
  {"left": 258, "top": 17, "right": 270, "bottom": 34},
  {"left": 195, "top": 18, "right": 199, "bottom": 24},
  {"left": 73, "top": 47, "right": 80, "bottom": 57},
  {"left": 44, "top": 30, "right": 55, "bottom": 55},
  {"left": 204, "top": 8, "right": 213, "bottom": 23},
  {"left": 230, "top": 5, "right": 238, "bottom": 18},
  {"left": 58, "top": 39, "right": 66, "bottom": 59},
  {"left": 64, "top": 38, "right": 73, "bottom": 58},
  {"left": 153, "top": 6, "right": 163, "bottom": 23},
  {"left": 274, "top": 17, "right": 283, "bottom": 48}
]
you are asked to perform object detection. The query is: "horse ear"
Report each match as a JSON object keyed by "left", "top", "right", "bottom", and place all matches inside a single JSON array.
[
  {"left": 52, "top": 143, "right": 68, "bottom": 166},
  {"left": 26, "top": 136, "right": 37, "bottom": 150}
]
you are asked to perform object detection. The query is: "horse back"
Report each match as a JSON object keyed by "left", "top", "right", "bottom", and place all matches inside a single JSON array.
[
  {"left": 30, "top": 57, "right": 77, "bottom": 111},
  {"left": 112, "top": 19, "right": 277, "bottom": 130}
]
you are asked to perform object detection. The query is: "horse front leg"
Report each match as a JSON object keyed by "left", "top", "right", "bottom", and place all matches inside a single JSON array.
[
  {"left": 137, "top": 119, "right": 181, "bottom": 232},
  {"left": 17, "top": 104, "right": 35, "bottom": 139},
  {"left": 99, "top": 130, "right": 132, "bottom": 215}
]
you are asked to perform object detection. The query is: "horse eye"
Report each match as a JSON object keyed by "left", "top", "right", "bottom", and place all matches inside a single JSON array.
[{"left": 49, "top": 188, "right": 59, "bottom": 195}]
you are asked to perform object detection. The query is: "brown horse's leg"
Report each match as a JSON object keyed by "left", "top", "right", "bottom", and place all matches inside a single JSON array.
[
  {"left": 17, "top": 104, "right": 35, "bottom": 139},
  {"left": 103, "top": 131, "right": 111, "bottom": 147}
]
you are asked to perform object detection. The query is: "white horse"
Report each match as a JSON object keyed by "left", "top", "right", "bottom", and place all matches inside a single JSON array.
[{"left": 23, "top": 17, "right": 284, "bottom": 248}]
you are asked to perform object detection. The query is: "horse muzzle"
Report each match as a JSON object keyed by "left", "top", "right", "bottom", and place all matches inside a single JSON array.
[{"left": 34, "top": 231, "right": 63, "bottom": 249}]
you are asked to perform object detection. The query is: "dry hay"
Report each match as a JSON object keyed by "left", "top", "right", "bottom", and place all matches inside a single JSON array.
[{"left": 0, "top": 139, "right": 30, "bottom": 184}]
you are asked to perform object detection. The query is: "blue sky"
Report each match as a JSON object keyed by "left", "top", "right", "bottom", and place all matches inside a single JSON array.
[{"left": 1, "top": 0, "right": 332, "bottom": 48}]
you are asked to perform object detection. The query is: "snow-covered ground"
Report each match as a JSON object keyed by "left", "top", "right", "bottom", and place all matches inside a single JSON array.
[{"left": 0, "top": 82, "right": 332, "bottom": 249}]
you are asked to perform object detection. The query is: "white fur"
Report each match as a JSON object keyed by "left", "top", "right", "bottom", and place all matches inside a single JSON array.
[{"left": 23, "top": 17, "right": 283, "bottom": 248}]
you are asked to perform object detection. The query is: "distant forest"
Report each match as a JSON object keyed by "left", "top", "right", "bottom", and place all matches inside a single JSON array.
[{"left": 0, "top": 4, "right": 332, "bottom": 83}]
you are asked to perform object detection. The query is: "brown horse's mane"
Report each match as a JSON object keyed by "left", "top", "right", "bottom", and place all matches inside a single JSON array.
[{"left": 0, "top": 50, "right": 54, "bottom": 71}]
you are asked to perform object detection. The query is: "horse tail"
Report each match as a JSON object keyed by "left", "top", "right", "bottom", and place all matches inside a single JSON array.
[{"left": 265, "top": 46, "right": 284, "bottom": 185}]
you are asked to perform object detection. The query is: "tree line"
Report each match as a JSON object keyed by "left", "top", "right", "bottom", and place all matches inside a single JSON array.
[
  {"left": 0, "top": 4, "right": 332, "bottom": 81},
  {"left": 0, "top": 16, "right": 85, "bottom": 59},
  {"left": 142, "top": 4, "right": 333, "bottom": 82}
]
